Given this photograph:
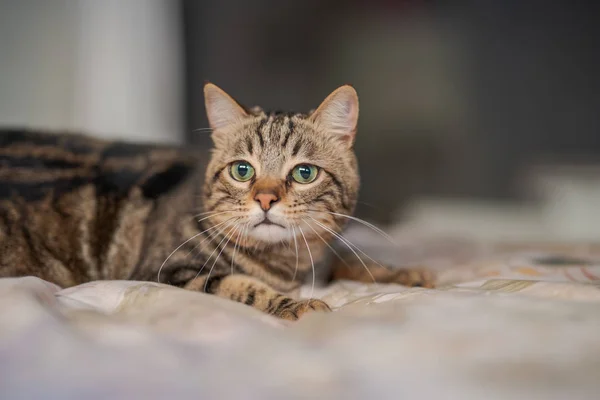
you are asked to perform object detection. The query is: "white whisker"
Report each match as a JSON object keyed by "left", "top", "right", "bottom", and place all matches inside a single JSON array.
[
  {"left": 191, "top": 221, "right": 239, "bottom": 282},
  {"left": 195, "top": 210, "right": 232, "bottom": 221},
  {"left": 193, "top": 210, "right": 219, "bottom": 218},
  {"left": 230, "top": 221, "right": 248, "bottom": 276},
  {"left": 308, "top": 210, "right": 396, "bottom": 244},
  {"left": 297, "top": 225, "right": 315, "bottom": 302},
  {"left": 157, "top": 216, "right": 237, "bottom": 283},
  {"left": 309, "top": 216, "right": 377, "bottom": 283},
  {"left": 192, "top": 221, "right": 240, "bottom": 282},
  {"left": 309, "top": 216, "right": 391, "bottom": 271},
  {"left": 302, "top": 219, "right": 351, "bottom": 269},
  {"left": 185, "top": 217, "right": 238, "bottom": 259},
  {"left": 291, "top": 225, "right": 299, "bottom": 282},
  {"left": 204, "top": 223, "right": 240, "bottom": 292}
]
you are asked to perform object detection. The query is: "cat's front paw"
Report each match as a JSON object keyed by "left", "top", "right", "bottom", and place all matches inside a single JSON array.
[
  {"left": 276, "top": 299, "right": 331, "bottom": 321},
  {"left": 391, "top": 268, "right": 436, "bottom": 288}
]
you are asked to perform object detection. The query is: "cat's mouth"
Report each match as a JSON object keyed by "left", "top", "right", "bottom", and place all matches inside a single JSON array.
[
  {"left": 248, "top": 215, "right": 293, "bottom": 243},
  {"left": 254, "top": 218, "right": 285, "bottom": 229}
]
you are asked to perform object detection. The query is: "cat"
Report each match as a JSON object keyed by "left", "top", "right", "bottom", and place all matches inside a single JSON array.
[{"left": 0, "top": 84, "right": 433, "bottom": 320}]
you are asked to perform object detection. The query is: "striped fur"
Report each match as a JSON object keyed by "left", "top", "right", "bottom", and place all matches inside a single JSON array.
[{"left": 0, "top": 85, "right": 433, "bottom": 321}]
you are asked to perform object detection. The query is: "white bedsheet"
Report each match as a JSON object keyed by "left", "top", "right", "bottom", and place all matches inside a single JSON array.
[{"left": 1, "top": 235, "right": 600, "bottom": 399}]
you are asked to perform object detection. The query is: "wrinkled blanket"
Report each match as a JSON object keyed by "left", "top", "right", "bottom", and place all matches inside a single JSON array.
[{"left": 1, "top": 230, "right": 600, "bottom": 399}]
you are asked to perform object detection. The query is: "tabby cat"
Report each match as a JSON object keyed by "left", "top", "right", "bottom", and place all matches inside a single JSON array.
[{"left": 0, "top": 84, "right": 433, "bottom": 320}]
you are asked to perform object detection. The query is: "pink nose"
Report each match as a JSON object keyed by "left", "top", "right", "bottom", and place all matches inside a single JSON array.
[{"left": 254, "top": 193, "right": 279, "bottom": 211}]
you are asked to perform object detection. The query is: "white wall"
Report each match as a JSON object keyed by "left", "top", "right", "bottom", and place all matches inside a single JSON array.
[{"left": 0, "top": 0, "right": 183, "bottom": 144}]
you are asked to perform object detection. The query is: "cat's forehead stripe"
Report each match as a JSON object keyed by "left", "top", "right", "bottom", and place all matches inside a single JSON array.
[
  {"left": 255, "top": 118, "right": 266, "bottom": 148},
  {"left": 245, "top": 136, "right": 254, "bottom": 155},
  {"left": 281, "top": 118, "right": 294, "bottom": 148},
  {"left": 291, "top": 139, "right": 302, "bottom": 156}
]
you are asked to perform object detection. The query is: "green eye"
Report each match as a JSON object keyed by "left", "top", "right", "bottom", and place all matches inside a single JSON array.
[
  {"left": 230, "top": 161, "right": 255, "bottom": 182},
  {"left": 291, "top": 164, "right": 319, "bottom": 184}
]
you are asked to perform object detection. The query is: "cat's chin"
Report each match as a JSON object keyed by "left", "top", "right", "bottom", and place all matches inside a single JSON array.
[{"left": 248, "top": 224, "right": 292, "bottom": 244}]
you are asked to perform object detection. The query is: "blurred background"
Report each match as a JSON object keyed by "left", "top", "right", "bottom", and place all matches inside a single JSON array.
[{"left": 1, "top": 0, "right": 599, "bottom": 242}]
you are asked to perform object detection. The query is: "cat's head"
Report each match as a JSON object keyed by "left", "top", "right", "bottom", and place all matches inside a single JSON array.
[{"left": 202, "top": 83, "right": 360, "bottom": 245}]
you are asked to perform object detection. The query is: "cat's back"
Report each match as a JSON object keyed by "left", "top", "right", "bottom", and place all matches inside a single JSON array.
[{"left": 0, "top": 128, "right": 198, "bottom": 202}]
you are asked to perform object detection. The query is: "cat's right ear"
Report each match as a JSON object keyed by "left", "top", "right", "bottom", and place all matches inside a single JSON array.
[{"left": 204, "top": 83, "right": 248, "bottom": 138}]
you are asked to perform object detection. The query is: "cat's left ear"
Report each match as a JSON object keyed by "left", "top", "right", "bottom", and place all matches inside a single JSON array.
[
  {"left": 310, "top": 85, "right": 359, "bottom": 147},
  {"left": 204, "top": 83, "right": 248, "bottom": 132}
]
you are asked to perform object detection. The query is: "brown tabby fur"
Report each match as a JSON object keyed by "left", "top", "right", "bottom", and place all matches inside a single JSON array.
[{"left": 0, "top": 84, "right": 433, "bottom": 320}]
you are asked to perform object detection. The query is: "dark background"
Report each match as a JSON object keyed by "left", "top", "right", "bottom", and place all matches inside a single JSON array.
[{"left": 181, "top": 0, "right": 600, "bottom": 222}]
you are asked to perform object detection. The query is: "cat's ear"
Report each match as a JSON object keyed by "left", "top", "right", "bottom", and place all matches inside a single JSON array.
[
  {"left": 310, "top": 85, "right": 359, "bottom": 146},
  {"left": 204, "top": 83, "right": 248, "bottom": 131}
]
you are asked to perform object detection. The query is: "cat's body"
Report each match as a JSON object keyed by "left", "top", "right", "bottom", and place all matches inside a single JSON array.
[
  {"left": 0, "top": 84, "right": 433, "bottom": 320},
  {"left": 0, "top": 129, "right": 203, "bottom": 286}
]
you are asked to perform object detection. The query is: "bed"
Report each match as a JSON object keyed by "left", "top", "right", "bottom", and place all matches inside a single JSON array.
[{"left": 1, "top": 225, "right": 599, "bottom": 399}]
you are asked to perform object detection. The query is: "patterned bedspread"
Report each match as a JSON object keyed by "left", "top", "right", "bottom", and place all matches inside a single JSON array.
[{"left": 1, "top": 230, "right": 600, "bottom": 399}]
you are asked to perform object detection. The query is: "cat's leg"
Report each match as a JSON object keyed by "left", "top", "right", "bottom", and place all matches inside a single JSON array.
[
  {"left": 184, "top": 274, "right": 331, "bottom": 321},
  {"left": 330, "top": 258, "right": 436, "bottom": 288}
]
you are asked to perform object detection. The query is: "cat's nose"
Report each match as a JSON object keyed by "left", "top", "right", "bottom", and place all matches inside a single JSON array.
[{"left": 254, "top": 192, "right": 279, "bottom": 211}]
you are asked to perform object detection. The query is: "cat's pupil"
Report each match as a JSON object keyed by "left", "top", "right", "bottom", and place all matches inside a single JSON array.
[
  {"left": 298, "top": 166, "right": 311, "bottom": 179},
  {"left": 237, "top": 164, "right": 249, "bottom": 177}
]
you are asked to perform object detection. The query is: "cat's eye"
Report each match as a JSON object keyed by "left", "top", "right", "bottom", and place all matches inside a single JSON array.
[
  {"left": 230, "top": 161, "right": 255, "bottom": 182},
  {"left": 291, "top": 164, "right": 319, "bottom": 184}
]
